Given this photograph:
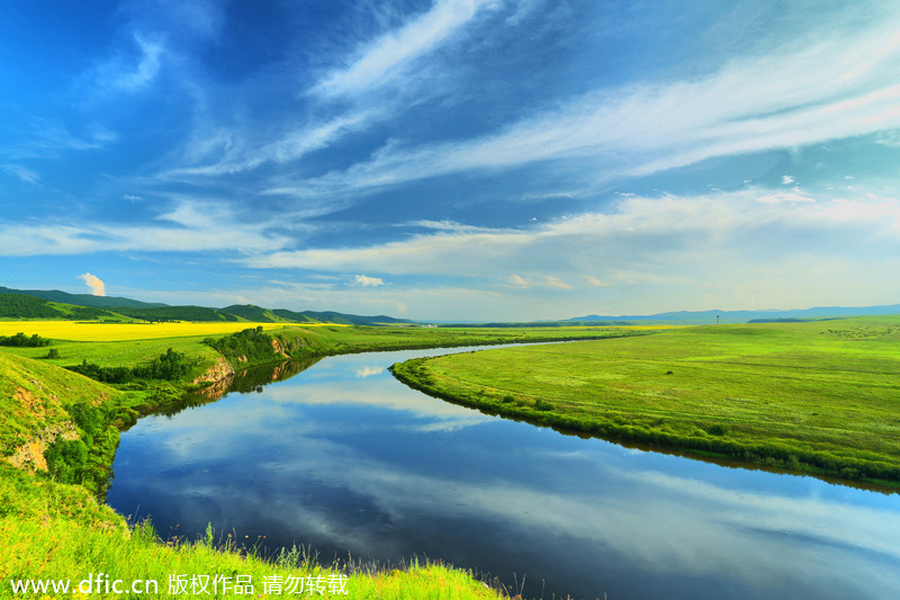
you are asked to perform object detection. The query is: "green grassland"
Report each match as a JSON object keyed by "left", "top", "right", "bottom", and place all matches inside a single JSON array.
[
  {"left": 285, "top": 323, "right": 647, "bottom": 354},
  {"left": 0, "top": 321, "right": 641, "bottom": 598},
  {"left": 391, "top": 317, "right": 900, "bottom": 487},
  {"left": 0, "top": 323, "right": 642, "bottom": 367}
]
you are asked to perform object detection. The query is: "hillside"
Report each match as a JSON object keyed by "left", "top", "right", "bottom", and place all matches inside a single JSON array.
[
  {"left": 0, "top": 293, "right": 126, "bottom": 321},
  {"left": 294, "top": 309, "right": 412, "bottom": 326},
  {"left": 1, "top": 287, "right": 413, "bottom": 326},
  {"left": 0, "top": 286, "right": 166, "bottom": 309},
  {"left": 0, "top": 352, "right": 120, "bottom": 472},
  {"left": 111, "top": 305, "right": 239, "bottom": 322}
]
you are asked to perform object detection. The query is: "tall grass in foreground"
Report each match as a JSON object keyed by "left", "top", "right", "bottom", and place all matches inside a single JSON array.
[
  {"left": 0, "top": 520, "right": 503, "bottom": 599},
  {"left": 0, "top": 465, "right": 504, "bottom": 600}
]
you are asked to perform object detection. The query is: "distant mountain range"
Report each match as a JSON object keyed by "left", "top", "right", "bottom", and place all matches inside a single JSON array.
[
  {"left": 567, "top": 304, "right": 900, "bottom": 324},
  {"left": 0, "top": 286, "right": 412, "bottom": 326},
  {"left": 4, "top": 285, "right": 898, "bottom": 326}
]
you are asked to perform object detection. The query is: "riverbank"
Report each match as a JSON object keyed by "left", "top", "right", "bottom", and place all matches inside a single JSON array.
[
  {"left": 1, "top": 458, "right": 504, "bottom": 598},
  {"left": 390, "top": 317, "right": 900, "bottom": 489},
  {"left": 0, "top": 322, "right": 642, "bottom": 598}
]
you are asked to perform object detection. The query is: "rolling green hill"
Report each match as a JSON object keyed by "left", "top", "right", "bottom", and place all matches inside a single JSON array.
[
  {"left": 0, "top": 293, "right": 125, "bottom": 321},
  {"left": 294, "top": 310, "right": 412, "bottom": 326},
  {"left": 0, "top": 286, "right": 166, "bottom": 309},
  {"left": 1, "top": 287, "right": 414, "bottom": 326},
  {"left": 219, "top": 304, "right": 313, "bottom": 323},
  {"left": 110, "top": 305, "right": 239, "bottom": 322}
]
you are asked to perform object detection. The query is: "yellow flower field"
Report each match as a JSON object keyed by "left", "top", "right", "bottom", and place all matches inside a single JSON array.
[{"left": 0, "top": 321, "right": 300, "bottom": 342}]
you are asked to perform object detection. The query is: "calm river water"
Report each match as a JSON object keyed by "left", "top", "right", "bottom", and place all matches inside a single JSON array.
[{"left": 107, "top": 346, "right": 900, "bottom": 600}]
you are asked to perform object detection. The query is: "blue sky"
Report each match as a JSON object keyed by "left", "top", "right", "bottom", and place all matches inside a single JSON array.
[{"left": 3, "top": 0, "right": 900, "bottom": 321}]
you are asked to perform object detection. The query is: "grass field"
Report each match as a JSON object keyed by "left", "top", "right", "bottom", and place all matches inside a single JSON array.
[
  {"left": 391, "top": 316, "right": 900, "bottom": 487},
  {"left": 0, "top": 321, "right": 646, "bottom": 371}
]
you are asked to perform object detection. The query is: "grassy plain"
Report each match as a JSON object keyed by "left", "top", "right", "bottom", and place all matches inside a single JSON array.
[
  {"left": 1, "top": 321, "right": 641, "bottom": 599},
  {"left": 391, "top": 317, "right": 900, "bottom": 487},
  {"left": 0, "top": 320, "right": 644, "bottom": 369}
]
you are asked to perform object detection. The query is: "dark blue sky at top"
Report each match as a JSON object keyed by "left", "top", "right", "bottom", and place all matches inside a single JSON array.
[{"left": 2, "top": 0, "right": 900, "bottom": 320}]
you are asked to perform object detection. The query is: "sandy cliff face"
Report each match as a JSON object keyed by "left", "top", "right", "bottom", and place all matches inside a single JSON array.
[
  {"left": 191, "top": 357, "right": 236, "bottom": 399},
  {"left": 270, "top": 338, "right": 291, "bottom": 358},
  {"left": 5, "top": 387, "right": 79, "bottom": 473},
  {"left": 192, "top": 357, "right": 235, "bottom": 386}
]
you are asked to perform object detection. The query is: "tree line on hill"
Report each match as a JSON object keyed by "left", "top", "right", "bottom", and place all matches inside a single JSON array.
[
  {"left": 0, "top": 332, "right": 52, "bottom": 347},
  {"left": 66, "top": 348, "right": 194, "bottom": 384},
  {"left": 0, "top": 290, "right": 411, "bottom": 326}
]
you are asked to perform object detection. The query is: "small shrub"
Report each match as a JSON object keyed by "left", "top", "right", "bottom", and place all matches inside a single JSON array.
[
  {"left": 0, "top": 332, "right": 52, "bottom": 347},
  {"left": 45, "top": 439, "right": 88, "bottom": 484},
  {"left": 534, "top": 399, "right": 555, "bottom": 411},
  {"left": 706, "top": 424, "right": 728, "bottom": 436}
]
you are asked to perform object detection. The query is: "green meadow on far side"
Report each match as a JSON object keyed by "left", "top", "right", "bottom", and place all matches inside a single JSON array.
[{"left": 391, "top": 316, "right": 900, "bottom": 488}]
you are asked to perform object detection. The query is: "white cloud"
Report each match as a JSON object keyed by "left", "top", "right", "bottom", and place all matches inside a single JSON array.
[
  {"left": 756, "top": 190, "right": 815, "bottom": 204},
  {"left": 782, "top": 175, "right": 795, "bottom": 185},
  {"left": 355, "top": 366, "right": 384, "bottom": 378},
  {"left": 0, "top": 164, "right": 40, "bottom": 184},
  {"left": 166, "top": 0, "right": 502, "bottom": 179},
  {"left": 118, "top": 35, "right": 164, "bottom": 91},
  {"left": 168, "top": 110, "right": 379, "bottom": 177},
  {"left": 0, "top": 199, "right": 290, "bottom": 257},
  {"left": 6, "top": 121, "right": 115, "bottom": 159},
  {"left": 312, "top": 0, "right": 501, "bottom": 98},
  {"left": 509, "top": 274, "right": 530, "bottom": 288},
  {"left": 92, "top": 34, "right": 165, "bottom": 94},
  {"left": 352, "top": 274, "right": 385, "bottom": 287},
  {"left": 583, "top": 275, "right": 610, "bottom": 287},
  {"left": 544, "top": 276, "right": 572, "bottom": 290},
  {"left": 78, "top": 273, "right": 106, "bottom": 296},
  {"left": 240, "top": 187, "right": 900, "bottom": 317}
]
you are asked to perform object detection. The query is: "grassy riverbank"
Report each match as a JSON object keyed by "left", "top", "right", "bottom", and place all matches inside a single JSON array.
[
  {"left": 391, "top": 317, "right": 900, "bottom": 488},
  {"left": 0, "top": 321, "right": 639, "bottom": 598},
  {"left": 0, "top": 459, "right": 503, "bottom": 599}
]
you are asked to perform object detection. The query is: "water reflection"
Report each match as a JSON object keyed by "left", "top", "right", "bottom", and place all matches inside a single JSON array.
[{"left": 108, "top": 348, "right": 900, "bottom": 600}]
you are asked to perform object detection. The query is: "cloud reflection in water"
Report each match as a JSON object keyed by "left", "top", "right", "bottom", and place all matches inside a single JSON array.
[{"left": 109, "top": 349, "right": 900, "bottom": 600}]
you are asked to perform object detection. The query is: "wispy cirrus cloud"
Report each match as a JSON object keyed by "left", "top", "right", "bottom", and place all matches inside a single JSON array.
[
  {"left": 165, "top": 0, "right": 504, "bottom": 180},
  {"left": 312, "top": 0, "right": 502, "bottom": 98},
  {"left": 86, "top": 33, "right": 166, "bottom": 96},
  {"left": 2, "top": 120, "right": 118, "bottom": 160},
  {"left": 266, "top": 13, "right": 900, "bottom": 199},
  {"left": 166, "top": 110, "right": 379, "bottom": 177},
  {"left": 0, "top": 199, "right": 290, "bottom": 257},
  {"left": 0, "top": 164, "right": 40, "bottom": 184}
]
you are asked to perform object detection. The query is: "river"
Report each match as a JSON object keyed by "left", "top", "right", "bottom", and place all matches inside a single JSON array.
[{"left": 106, "top": 346, "right": 900, "bottom": 600}]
